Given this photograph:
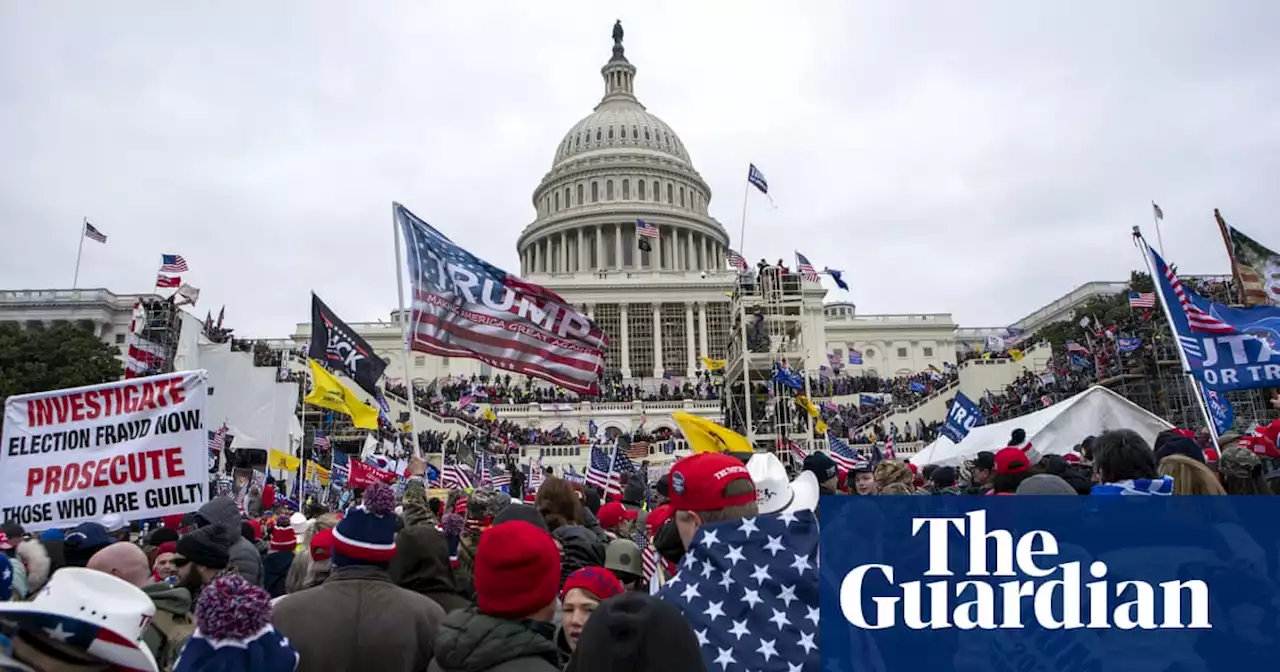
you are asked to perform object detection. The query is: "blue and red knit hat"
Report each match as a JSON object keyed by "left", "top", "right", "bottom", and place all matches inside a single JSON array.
[
  {"left": 560, "top": 566, "right": 625, "bottom": 602},
  {"left": 332, "top": 482, "right": 398, "bottom": 567},
  {"left": 173, "top": 573, "right": 298, "bottom": 672}
]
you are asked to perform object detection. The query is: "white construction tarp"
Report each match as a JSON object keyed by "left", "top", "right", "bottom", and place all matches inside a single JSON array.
[
  {"left": 199, "top": 343, "right": 299, "bottom": 453},
  {"left": 909, "top": 386, "right": 1173, "bottom": 467}
]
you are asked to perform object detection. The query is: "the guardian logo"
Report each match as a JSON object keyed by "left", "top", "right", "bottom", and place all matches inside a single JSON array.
[{"left": 839, "top": 511, "right": 1211, "bottom": 630}]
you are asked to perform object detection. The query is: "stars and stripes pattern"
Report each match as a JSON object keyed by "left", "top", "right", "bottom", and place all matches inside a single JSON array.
[
  {"left": 725, "top": 248, "right": 749, "bottom": 271},
  {"left": 159, "top": 254, "right": 189, "bottom": 273},
  {"left": 586, "top": 443, "right": 622, "bottom": 494},
  {"left": 826, "top": 432, "right": 862, "bottom": 472},
  {"left": 636, "top": 218, "right": 660, "bottom": 239},
  {"left": 656, "top": 510, "right": 820, "bottom": 672},
  {"left": 1152, "top": 201, "right": 1164, "bottom": 220},
  {"left": 787, "top": 440, "right": 808, "bottom": 463},
  {"left": 124, "top": 301, "right": 164, "bottom": 379},
  {"left": 883, "top": 435, "right": 896, "bottom": 460},
  {"left": 156, "top": 274, "right": 181, "bottom": 288},
  {"left": 1128, "top": 291, "right": 1156, "bottom": 308},
  {"left": 83, "top": 221, "right": 107, "bottom": 243},
  {"left": 441, "top": 454, "right": 472, "bottom": 490},
  {"left": 627, "top": 441, "right": 650, "bottom": 459},
  {"left": 208, "top": 424, "right": 227, "bottom": 460},
  {"left": 1150, "top": 245, "right": 1235, "bottom": 334},
  {"left": 397, "top": 203, "right": 607, "bottom": 395},
  {"left": 314, "top": 433, "right": 331, "bottom": 451},
  {"left": 795, "top": 252, "right": 820, "bottom": 282}
]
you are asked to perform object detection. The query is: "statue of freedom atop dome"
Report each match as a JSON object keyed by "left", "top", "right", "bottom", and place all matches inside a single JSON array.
[{"left": 612, "top": 20, "right": 624, "bottom": 46}]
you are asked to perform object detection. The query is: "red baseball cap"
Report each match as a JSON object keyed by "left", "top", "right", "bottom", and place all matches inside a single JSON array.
[
  {"left": 597, "top": 502, "right": 637, "bottom": 529},
  {"left": 995, "top": 447, "right": 1031, "bottom": 475},
  {"left": 646, "top": 504, "right": 673, "bottom": 535},
  {"left": 667, "top": 453, "right": 755, "bottom": 511}
]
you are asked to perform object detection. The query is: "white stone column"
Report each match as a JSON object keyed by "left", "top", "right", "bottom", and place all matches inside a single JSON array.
[
  {"left": 587, "top": 303, "right": 595, "bottom": 320},
  {"left": 685, "top": 302, "right": 696, "bottom": 376},
  {"left": 633, "top": 224, "right": 642, "bottom": 271},
  {"left": 577, "top": 228, "right": 585, "bottom": 272},
  {"left": 595, "top": 225, "right": 604, "bottom": 271},
  {"left": 530, "top": 244, "right": 538, "bottom": 274},
  {"left": 652, "top": 304, "right": 663, "bottom": 378},
  {"left": 561, "top": 233, "right": 569, "bottom": 273},
  {"left": 614, "top": 223, "right": 623, "bottom": 270},
  {"left": 686, "top": 233, "right": 695, "bottom": 272},
  {"left": 542, "top": 239, "right": 549, "bottom": 273},
  {"left": 698, "top": 302, "right": 709, "bottom": 358},
  {"left": 656, "top": 229, "right": 664, "bottom": 271},
  {"left": 620, "top": 304, "right": 631, "bottom": 378}
]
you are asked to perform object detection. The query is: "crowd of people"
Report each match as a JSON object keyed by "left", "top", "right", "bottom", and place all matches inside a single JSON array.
[{"left": 5, "top": 413, "right": 1279, "bottom": 671}]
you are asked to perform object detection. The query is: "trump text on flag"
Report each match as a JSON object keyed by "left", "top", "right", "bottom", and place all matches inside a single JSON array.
[{"left": 1, "top": 372, "right": 209, "bottom": 531}]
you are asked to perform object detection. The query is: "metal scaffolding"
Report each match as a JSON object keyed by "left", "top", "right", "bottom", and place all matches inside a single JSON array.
[{"left": 721, "top": 267, "right": 818, "bottom": 454}]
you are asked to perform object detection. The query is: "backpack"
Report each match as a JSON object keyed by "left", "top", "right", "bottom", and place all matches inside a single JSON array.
[{"left": 149, "top": 609, "right": 197, "bottom": 670}]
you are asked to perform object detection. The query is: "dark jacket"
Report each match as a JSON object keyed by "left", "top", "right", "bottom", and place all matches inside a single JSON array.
[
  {"left": 578, "top": 509, "right": 609, "bottom": 545},
  {"left": 427, "top": 607, "right": 559, "bottom": 672},
  {"left": 274, "top": 565, "right": 446, "bottom": 672},
  {"left": 141, "top": 582, "right": 193, "bottom": 669},
  {"left": 263, "top": 550, "right": 295, "bottom": 599},
  {"left": 389, "top": 525, "right": 472, "bottom": 613},
  {"left": 195, "top": 497, "right": 263, "bottom": 586},
  {"left": 552, "top": 525, "right": 605, "bottom": 588}
]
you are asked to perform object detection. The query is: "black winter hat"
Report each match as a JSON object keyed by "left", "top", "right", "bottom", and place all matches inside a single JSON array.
[
  {"left": 623, "top": 479, "right": 646, "bottom": 506},
  {"left": 147, "top": 527, "right": 180, "bottom": 547},
  {"left": 803, "top": 452, "right": 838, "bottom": 482},
  {"left": 176, "top": 524, "right": 232, "bottom": 570},
  {"left": 931, "top": 466, "right": 957, "bottom": 488},
  {"left": 565, "top": 592, "right": 706, "bottom": 672}
]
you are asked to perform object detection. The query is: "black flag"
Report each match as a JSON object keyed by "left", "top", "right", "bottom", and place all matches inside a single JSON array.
[{"left": 309, "top": 293, "right": 387, "bottom": 397}]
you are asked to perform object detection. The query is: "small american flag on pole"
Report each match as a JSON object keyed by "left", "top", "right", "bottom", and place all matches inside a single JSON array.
[
  {"left": 208, "top": 424, "right": 227, "bottom": 461},
  {"left": 83, "top": 221, "right": 107, "bottom": 243},
  {"left": 159, "top": 254, "right": 189, "bottom": 273},
  {"left": 725, "top": 248, "right": 748, "bottom": 271},
  {"left": 795, "top": 252, "right": 820, "bottom": 282},
  {"left": 441, "top": 454, "right": 472, "bottom": 490},
  {"left": 635, "top": 218, "right": 660, "bottom": 239},
  {"left": 1128, "top": 291, "right": 1156, "bottom": 309},
  {"left": 1150, "top": 245, "right": 1235, "bottom": 334},
  {"left": 586, "top": 443, "right": 622, "bottom": 494}
]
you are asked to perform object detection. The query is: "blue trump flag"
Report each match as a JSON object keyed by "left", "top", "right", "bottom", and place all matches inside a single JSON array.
[
  {"left": 657, "top": 510, "right": 819, "bottom": 671},
  {"left": 940, "top": 392, "right": 984, "bottom": 443},
  {"left": 1147, "top": 242, "right": 1280, "bottom": 391},
  {"left": 820, "top": 496, "right": 1280, "bottom": 671},
  {"left": 1202, "top": 386, "right": 1234, "bottom": 436}
]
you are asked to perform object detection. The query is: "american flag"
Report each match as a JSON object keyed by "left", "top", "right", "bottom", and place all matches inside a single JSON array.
[
  {"left": 627, "top": 441, "right": 649, "bottom": 459},
  {"left": 883, "top": 435, "right": 896, "bottom": 460},
  {"left": 795, "top": 252, "right": 820, "bottom": 282},
  {"left": 314, "top": 433, "right": 331, "bottom": 451},
  {"left": 826, "top": 431, "right": 862, "bottom": 472},
  {"left": 586, "top": 443, "right": 622, "bottom": 494},
  {"left": 1150, "top": 245, "right": 1235, "bottom": 334},
  {"left": 656, "top": 510, "right": 819, "bottom": 672},
  {"left": 156, "top": 274, "right": 181, "bottom": 288},
  {"left": 787, "top": 440, "right": 808, "bottom": 462},
  {"left": 1065, "top": 340, "right": 1090, "bottom": 355},
  {"left": 526, "top": 456, "right": 544, "bottom": 493},
  {"left": 640, "top": 536, "right": 658, "bottom": 582},
  {"left": 441, "top": 454, "right": 472, "bottom": 490},
  {"left": 1128, "top": 291, "right": 1156, "bottom": 308},
  {"left": 1152, "top": 201, "right": 1164, "bottom": 220},
  {"left": 747, "top": 163, "right": 769, "bottom": 194},
  {"left": 725, "top": 248, "right": 748, "bottom": 271},
  {"left": 396, "top": 204, "right": 607, "bottom": 395},
  {"left": 208, "top": 424, "right": 227, "bottom": 461},
  {"left": 159, "top": 254, "right": 189, "bottom": 273},
  {"left": 83, "top": 221, "right": 107, "bottom": 243},
  {"left": 331, "top": 451, "right": 350, "bottom": 487},
  {"left": 636, "top": 218, "right": 660, "bottom": 239}
]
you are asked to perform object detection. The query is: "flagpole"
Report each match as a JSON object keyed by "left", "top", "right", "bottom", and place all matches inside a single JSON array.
[
  {"left": 73, "top": 217, "right": 87, "bottom": 289},
  {"left": 391, "top": 203, "right": 424, "bottom": 462},
  {"left": 299, "top": 358, "right": 311, "bottom": 501},
  {"left": 1150, "top": 202, "right": 1166, "bottom": 257},
  {"left": 737, "top": 181, "right": 750, "bottom": 258},
  {"left": 1213, "top": 208, "right": 1246, "bottom": 305},
  {"left": 1131, "top": 226, "right": 1219, "bottom": 447}
]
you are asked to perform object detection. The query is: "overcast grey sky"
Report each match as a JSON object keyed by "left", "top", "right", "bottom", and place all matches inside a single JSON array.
[{"left": 2, "top": 1, "right": 1277, "bottom": 337}]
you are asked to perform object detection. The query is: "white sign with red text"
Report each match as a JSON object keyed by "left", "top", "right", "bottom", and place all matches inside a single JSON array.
[{"left": 1, "top": 370, "right": 209, "bottom": 531}]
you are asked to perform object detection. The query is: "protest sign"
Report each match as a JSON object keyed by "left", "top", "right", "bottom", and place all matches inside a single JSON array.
[{"left": 1, "top": 371, "right": 209, "bottom": 531}]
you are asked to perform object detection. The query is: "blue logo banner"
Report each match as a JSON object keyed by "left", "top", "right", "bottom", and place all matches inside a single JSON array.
[
  {"left": 1148, "top": 244, "right": 1280, "bottom": 391},
  {"left": 940, "top": 392, "right": 983, "bottom": 443},
  {"left": 1202, "top": 387, "right": 1234, "bottom": 436},
  {"left": 820, "top": 496, "right": 1280, "bottom": 670}
]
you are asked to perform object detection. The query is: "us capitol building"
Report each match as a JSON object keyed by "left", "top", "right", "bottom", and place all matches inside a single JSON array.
[{"left": 6, "top": 25, "right": 1098, "bottom": 438}]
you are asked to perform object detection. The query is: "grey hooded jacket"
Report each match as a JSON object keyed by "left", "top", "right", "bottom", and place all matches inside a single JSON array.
[{"left": 195, "top": 496, "right": 263, "bottom": 585}]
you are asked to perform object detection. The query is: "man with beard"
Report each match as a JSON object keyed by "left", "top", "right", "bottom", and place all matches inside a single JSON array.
[{"left": 173, "top": 524, "right": 232, "bottom": 596}]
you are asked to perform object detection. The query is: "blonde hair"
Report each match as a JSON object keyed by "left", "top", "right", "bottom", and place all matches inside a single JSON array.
[
  {"left": 874, "top": 461, "right": 914, "bottom": 490},
  {"left": 285, "top": 512, "right": 342, "bottom": 594},
  {"left": 1158, "top": 455, "right": 1226, "bottom": 495}
]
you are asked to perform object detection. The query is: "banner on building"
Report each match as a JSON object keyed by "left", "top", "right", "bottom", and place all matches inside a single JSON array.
[{"left": 1, "top": 371, "right": 209, "bottom": 531}]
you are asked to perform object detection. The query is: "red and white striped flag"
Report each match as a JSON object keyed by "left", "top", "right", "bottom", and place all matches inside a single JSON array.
[
  {"left": 156, "top": 274, "right": 181, "bottom": 288},
  {"left": 1154, "top": 246, "right": 1234, "bottom": 334}
]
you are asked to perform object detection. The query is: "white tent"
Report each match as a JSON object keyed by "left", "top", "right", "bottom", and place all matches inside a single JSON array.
[{"left": 909, "top": 386, "right": 1173, "bottom": 467}]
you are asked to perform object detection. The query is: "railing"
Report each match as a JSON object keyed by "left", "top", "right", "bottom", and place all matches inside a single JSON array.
[
  {"left": 490, "top": 398, "right": 720, "bottom": 415},
  {"left": 383, "top": 389, "right": 484, "bottom": 432},
  {"left": 0, "top": 288, "right": 152, "bottom": 306}
]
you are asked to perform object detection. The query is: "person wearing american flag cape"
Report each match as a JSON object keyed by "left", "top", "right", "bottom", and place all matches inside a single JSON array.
[{"left": 654, "top": 452, "right": 821, "bottom": 671}]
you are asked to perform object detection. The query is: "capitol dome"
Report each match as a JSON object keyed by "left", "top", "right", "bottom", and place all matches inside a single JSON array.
[{"left": 517, "top": 23, "right": 730, "bottom": 279}]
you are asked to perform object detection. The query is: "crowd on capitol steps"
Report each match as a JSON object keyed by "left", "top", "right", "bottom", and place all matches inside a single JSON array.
[{"left": 1, "top": 414, "right": 1279, "bottom": 671}]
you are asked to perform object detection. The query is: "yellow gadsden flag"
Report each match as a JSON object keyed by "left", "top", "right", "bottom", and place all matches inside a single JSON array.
[
  {"left": 268, "top": 448, "right": 300, "bottom": 472},
  {"left": 305, "top": 359, "right": 380, "bottom": 429},
  {"left": 672, "top": 412, "right": 753, "bottom": 455},
  {"left": 700, "top": 356, "right": 727, "bottom": 371}
]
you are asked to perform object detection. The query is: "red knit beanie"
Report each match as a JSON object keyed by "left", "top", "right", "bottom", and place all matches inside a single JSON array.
[
  {"left": 560, "top": 566, "right": 625, "bottom": 602},
  {"left": 474, "top": 520, "right": 561, "bottom": 619},
  {"left": 269, "top": 524, "right": 298, "bottom": 552}
]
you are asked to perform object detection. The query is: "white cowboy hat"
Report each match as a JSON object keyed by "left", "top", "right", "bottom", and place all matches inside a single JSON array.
[
  {"left": 0, "top": 567, "right": 158, "bottom": 672},
  {"left": 747, "top": 452, "right": 820, "bottom": 515}
]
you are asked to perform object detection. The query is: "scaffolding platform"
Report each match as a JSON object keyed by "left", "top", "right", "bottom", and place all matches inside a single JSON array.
[{"left": 722, "top": 267, "right": 822, "bottom": 454}]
